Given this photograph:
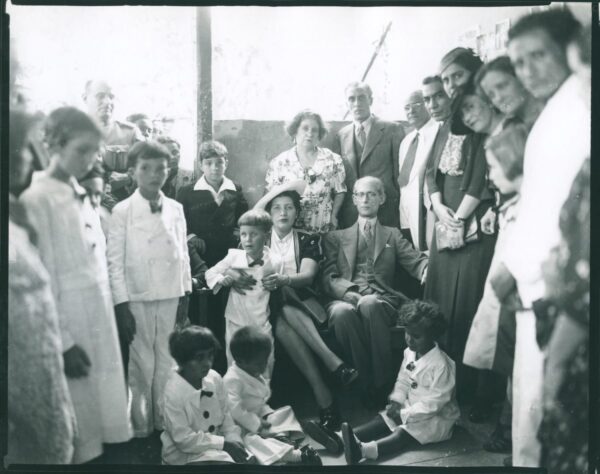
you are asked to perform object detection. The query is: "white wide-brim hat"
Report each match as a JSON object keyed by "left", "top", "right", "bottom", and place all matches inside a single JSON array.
[{"left": 254, "top": 179, "right": 306, "bottom": 211}]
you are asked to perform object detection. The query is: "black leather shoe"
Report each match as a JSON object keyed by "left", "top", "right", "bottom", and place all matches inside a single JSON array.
[
  {"left": 300, "top": 445, "right": 322, "bottom": 465},
  {"left": 301, "top": 420, "right": 343, "bottom": 455},
  {"left": 319, "top": 401, "right": 342, "bottom": 432},
  {"left": 332, "top": 364, "right": 359, "bottom": 387},
  {"left": 341, "top": 422, "right": 362, "bottom": 465}
]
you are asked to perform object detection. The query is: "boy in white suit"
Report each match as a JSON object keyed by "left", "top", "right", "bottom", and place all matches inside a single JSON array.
[{"left": 107, "top": 141, "right": 192, "bottom": 438}]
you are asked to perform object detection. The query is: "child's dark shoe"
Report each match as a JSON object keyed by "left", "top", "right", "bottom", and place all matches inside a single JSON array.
[
  {"left": 341, "top": 422, "right": 362, "bottom": 465},
  {"left": 301, "top": 420, "right": 343, "bottom": 455},
  {"left": 332, "top": 364, "right": 359, "bottom": 387},
  {"left": 319, "top": 401, "right": 342, "bottom": 432},
  {"left": 300, "top": 445, "right": 322, "bottom": 465}
]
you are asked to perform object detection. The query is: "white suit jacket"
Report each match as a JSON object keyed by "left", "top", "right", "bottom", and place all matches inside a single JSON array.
[
  {"left": 223, "top": 363, "right": 273, "bottom": 433},
  {"left": 398, "top": 119, "right": 440, "bottom": 250},
  {"left": 503, "top": 75, "right": 590, "bottom": 307},
  {"left": 107, "top": 189, "right": 192, "bottom": 305}
]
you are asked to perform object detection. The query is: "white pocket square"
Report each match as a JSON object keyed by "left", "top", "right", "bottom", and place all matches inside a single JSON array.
[{"left": 385, "top": 243, "right": 392, "bottom": 248}]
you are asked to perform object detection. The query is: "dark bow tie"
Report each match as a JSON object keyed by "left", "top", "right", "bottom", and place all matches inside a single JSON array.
[
  {"left": 149, "top": 200, "right": 162, "bottom": 214},
  {"left": 249, "top": 259, "right": 264, "bottom": 267},
  {"left": 200, "top": 389, "right": 213, "bottom": 398}
]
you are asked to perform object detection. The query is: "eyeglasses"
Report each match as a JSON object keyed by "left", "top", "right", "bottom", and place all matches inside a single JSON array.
[{"left": 353, "top": 191, "right": 379, "bottom": 200}]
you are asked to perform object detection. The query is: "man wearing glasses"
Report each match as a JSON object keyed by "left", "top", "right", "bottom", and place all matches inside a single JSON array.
[{"left": 322, "top": 177, "right": 428, "bottom": 409}]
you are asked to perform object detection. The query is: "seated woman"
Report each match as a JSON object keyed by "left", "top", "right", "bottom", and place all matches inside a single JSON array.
[
  {"left": 265, "top": 110, "right": 346, "bottom": 234},
  {"left": 250, "top": 180, "right": 357, "bottom": 440},
  {"left": 341, "top": 300, "right": 460, "bottom": 464}
]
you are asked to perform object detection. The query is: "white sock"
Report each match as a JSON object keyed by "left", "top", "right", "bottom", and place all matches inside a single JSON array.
[
  {"left": 361, "top": 441, "right": 378, "bottom": 460},
  {"left": 282, "top": 449, "right": 302, "bottom": 463}
]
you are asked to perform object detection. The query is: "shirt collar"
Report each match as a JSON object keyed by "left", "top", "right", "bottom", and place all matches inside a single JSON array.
[
  {"left": 272, "top": 230, "right": 293, "bottom": 246},
  {"left": 132, "top": 188, "right": 165, "bottom": 204},
  {"left": 354, "top": 114, "right": 374, "bottom": 136},
  {"left": 357, "top": 216, "right": 377, "bottom": 232},
  {"left": 193, "top": 175, "right": 237, "bottom": 193}
]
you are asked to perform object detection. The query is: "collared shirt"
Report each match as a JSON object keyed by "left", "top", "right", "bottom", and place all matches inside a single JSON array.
[
  {"left": 193, "top": 175, "right": 237, "bottom": 205},
  {"left": 130, "top": 188, "right": 166, "bottom": 221},
  {"left": 398, "top": 119, "right": 441, "bottom": 230},
  {"left": 354, "top": 114, "right": 374, "bottom": 141},
  {"left": 357, "top": 216, "right": 377, "bottom": 239},
  {"left": 269, "top": 230, "right": 296, "bottom": 275}
]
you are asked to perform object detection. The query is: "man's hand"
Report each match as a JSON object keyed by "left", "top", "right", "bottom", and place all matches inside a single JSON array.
[
  {"left": 343, "top": 291, "right": 362, "bottom": 307},
  {"left": 386, "top": 401, "right": 402, "bottom": 424},
  {"left": 480, "top": 207, "right": 497, "bottom": 235},
  {"left": 223, "top": 440, "right": 249, "bottom": 463},
  {"left": 224, "top": 269, "right": 257, "bottom": 295},
  {"left": 114, "top": 302, "right": 136, "bottom": 344},
  {"left": 63, "top": 345, "right": 91, "bottom": 378}
]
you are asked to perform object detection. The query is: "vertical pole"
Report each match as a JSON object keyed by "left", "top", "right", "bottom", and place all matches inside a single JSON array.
[{"left": 196, "top": 6, "right": 212, "bottom": 178}]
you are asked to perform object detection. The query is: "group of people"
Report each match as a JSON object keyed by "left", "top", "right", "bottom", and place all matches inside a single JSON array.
[{"left": 7, "top": 6, "right": 589, "bottom": 472}]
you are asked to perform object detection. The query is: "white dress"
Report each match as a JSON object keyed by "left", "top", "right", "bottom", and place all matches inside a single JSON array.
[
  {"left": 382, "top": 344, "right": 460, "bottom": 444},
  {"left": 161, "top": 369, "right": 243, "bottom": 465},
  {"left": 223, "top": 363, "right": 303, "bottom": 465},
  {"left": 20, "top": 173, "right": 131, "bottom": 463}
]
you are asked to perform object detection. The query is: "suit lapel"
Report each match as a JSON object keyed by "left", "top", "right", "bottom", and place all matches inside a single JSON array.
[
  {"left": 360, "top": 118, "right": 384, "bottom": 166},
  {"left": 341, "top": 126, "right": 358, "bottom": 176},
  {"left": 341, "top": 223, "right": 358, "bottom": 276},
  {"left": 373, "top": 221, "right": 391, "bottom": 263}
]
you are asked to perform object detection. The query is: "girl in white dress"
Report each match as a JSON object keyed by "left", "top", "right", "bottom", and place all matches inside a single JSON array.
[
  {"left": 223, "top": 326, "right": 323, "bottom": 465},
  {"left": 20, "top": 107, "right": 131, "bottom": 464},
  {"left": 341, "top": 300, "right": 460, "bottom": 464}
]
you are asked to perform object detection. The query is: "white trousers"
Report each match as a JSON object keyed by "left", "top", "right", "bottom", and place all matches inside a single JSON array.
[
  {"left": 512, "top": 309, "right": 544, "bottom": 467},
  {"left": 225, "top": 319, "right": 274, "bottom": 381},
  {"left": 129, "top": 298, "right": 179, "bottom": 437}
]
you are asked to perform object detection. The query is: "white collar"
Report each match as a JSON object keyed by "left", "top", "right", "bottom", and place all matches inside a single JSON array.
[
  {"left": 354, "top": 114, "right": 374, "bottom": 135},
  {"left": 193, "top": 175, "right": 237, "bottom": 193},
  {"left": 418, "top": 118, "right": 439, "bottom": 136},
  {"left": 272, "top": 229, "right": 293, "bottom": 245},
  {"left": 132, "top": 188, "right": 164, "bottom": 204},
  {"left": 357, "top": 216, "right": 377, "bottom": 232}
]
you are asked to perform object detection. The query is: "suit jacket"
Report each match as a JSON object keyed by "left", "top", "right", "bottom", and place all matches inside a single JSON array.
[
  {"left": 334, "top": 117, "right": 405, "bottom": 228},
  {"left": 321, "top": 221, "right": 427, "bottom": 301},
  {"left": 107, "top": 190, "right": 192, "bottom": 305}
]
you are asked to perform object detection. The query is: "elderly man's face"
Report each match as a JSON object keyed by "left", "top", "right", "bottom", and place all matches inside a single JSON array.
[
  {"left": 85, "top": 81, "right": 114, "bottom": 124},
  {"left": 508, "top": 28, "right": 570, "bottom": 102},
  {"left": 404, "top": 93, "right": 429, "bottom": 129},
  {"left": 346, "top": 86, "right": 373, "bottom": 122},
  {"left": 352, "top": 179, "right": 385, "bottom": 218},
  {"left": 422, "top": 81, "right": 451, "bottom": 122}
]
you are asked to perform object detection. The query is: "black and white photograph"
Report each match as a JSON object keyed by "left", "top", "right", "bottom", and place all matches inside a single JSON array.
[{"left": 4, "top": 1, "right": 593, "bottom": 471}]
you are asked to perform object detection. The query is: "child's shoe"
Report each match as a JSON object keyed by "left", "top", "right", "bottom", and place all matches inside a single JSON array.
[
  {"left": 299, "top": 445, "right": 322, "bottom": 465},
  {"left": 301, "top": 420, "right": 343, "bottom": 455},
  {"left": 341, "top": 422, "right": 362, "bottom": 465},
  {"left": 319, "top": 400, "right": 342, "bottom": 431},
  {"left": 332, "top": 363, "right": 359, "bottom": 387}
]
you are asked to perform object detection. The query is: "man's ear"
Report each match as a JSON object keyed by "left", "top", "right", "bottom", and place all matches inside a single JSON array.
[{"left": 379, "top": 192, "right": 386, "bottom": 204}]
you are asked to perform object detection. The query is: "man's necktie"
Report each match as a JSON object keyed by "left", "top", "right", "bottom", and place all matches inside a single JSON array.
[
  {"left": 364, "top": 221, "right": 373, "bottom": 244},
  {"left": 398, "top": 133, "right": 419, "bottom": 188},
  {"left": 356, "top": 124, "right": 366, "bottom": 158},
  {"left": 149, "top": 199, "right": 162, "bottom": 214},
  {"left": 249, "top": 258, "right": 264, "bottom": 267}
]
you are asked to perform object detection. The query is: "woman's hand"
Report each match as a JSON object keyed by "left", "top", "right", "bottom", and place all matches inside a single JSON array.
[
  {"left": 223, "top": 440, "right": 249, "bottom": 463},
  {"left": 433, "top": 203, "right": 462, "bottom": 229},
  {"left": 262, "top": 273, "right": 290, "bottom": 292},
  {"left": 224, "top": 269, "right": 257, "bottom": 295},
  {"left": 63, "top": 345, "right": 91, "bottom": 378},
  {"left": 343, "top": 291, "right": 362, "bottom": 307},
  {"left": 330, "top": 214, "right": 339, "bottom": 230},
  {"left": 480, "top": 207, "right": 497, "bottom": 235}
]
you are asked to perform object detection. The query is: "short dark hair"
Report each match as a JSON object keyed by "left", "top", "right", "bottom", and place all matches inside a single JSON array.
[
  {"left": 440, "top": 47, "right": 483, "bottom": 76},
  {"left": 127, "top": 113, "right": 150, "bottom": 124},
  {"left": 169, "top": 325, "right": 221, "bottom": 366},
  {"left": 238, "top": 209, "right": 272, "bottom": 233},
  {"left": 508, "top": 8, "right": 581, "bottom": 52},
  {"left": 198, "top": 140, "right": 228, "bottom": 162},
  {"left": 156, "top": 135, "right": 181, "bottom": 149},
  {"left": 44, "top": 107, "right": 103, "bottom": 151},
  {"left": 397, "top": 300, "right": 447, "bottom": 341},
  {"left": 126, "top": 140, "right": 171, "bottom": 169},
  {"left": 80, "top": 161, "right": 105, "bottom": 182},
  {"left": 484, "top": 122, "right": 528, "bottom": 181},
  {"left": 570, "top": 22, "right": 591, "bottom": 66},
  {"left": 229, "top": 326, "right": 272, "bottom": 364},
  {"left": 474, "top": 56, "right": 516, "bottom": 89},
  {"left": 422, "top": 75, "right": 443, "bottom": 87},
  {"left": 265, "top": 190, "right": 302, "bottom": 216},
  {"left": 285, "top": 110, "right": 327, "bottom": 140}
]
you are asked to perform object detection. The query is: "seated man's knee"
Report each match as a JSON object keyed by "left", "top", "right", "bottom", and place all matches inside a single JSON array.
[
  {"left": 357, "top": 294, "right": 382, "bottom": 314},
  {"left": 328, "top": 301, "right": 356, "bottom": 329}
]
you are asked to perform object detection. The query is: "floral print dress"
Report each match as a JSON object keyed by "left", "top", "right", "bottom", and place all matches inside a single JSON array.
[{"left": 265, "top": 147, "right": 346, "bottom": 234}]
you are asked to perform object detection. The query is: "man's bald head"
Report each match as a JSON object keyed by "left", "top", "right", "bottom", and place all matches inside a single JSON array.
[
  {"left": 404, "top": 90, "right": 429, "bottom": 129},
  {"left": 83, "top": 80, "right": 115, "bottom": 125}
]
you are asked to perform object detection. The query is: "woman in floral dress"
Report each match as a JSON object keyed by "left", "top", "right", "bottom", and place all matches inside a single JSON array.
[{"left": 265, "top": 110, "right": 346, "bottom": 234}]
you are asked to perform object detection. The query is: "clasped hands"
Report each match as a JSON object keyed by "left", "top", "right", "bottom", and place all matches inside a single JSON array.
[
  {"left": 385, "top": 400, "right": 403, "bottom": 424},
  {"left": 220, "top": 269, "right": 289, "bottom": 294}
]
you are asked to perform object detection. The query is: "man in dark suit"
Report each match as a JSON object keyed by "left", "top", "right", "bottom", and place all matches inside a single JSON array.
[
  {"left": 420, "top": 76, "right": 452, "bottom": 249},
  {"left": 322, "top": 177, "right": 428, "bottom": 405},
  {"left": 334, "top": 82, "right": 405, "bottom": 229}
]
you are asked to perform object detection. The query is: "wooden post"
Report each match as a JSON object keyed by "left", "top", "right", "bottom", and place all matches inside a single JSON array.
[{"left": 195, "top": 7, "right": 212, "bottom": 178}]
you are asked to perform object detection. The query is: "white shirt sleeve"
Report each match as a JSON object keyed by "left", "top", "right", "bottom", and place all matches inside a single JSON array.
[{"left": 400, "top": 364, "right": 455, "bottom": 424}]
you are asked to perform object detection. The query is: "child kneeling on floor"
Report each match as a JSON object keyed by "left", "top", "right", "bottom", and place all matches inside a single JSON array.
[
  {"left": 341, "top": 300, "right": 460, "bottom": 464},
  {"left": 224, "top": 326, "right": 328, "bottom": 465},
  {"left": 161, "top": 326, "right": 250, "bottom": 465}
]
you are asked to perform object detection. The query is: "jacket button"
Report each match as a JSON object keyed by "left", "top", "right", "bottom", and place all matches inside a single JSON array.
[
  {"left": 411, "top": 382, "right": 418, "bottom": 389},
  {"left": 208, "top": 425, "right": 215, "bottom": 432},
  {"left": 203, "top": 411, "right": 210, "bottom": 419}
]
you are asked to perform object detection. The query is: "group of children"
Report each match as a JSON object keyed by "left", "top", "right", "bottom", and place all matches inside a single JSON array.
[{"left": 22, "top": 106, "right": 471, "bottom": 466}]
